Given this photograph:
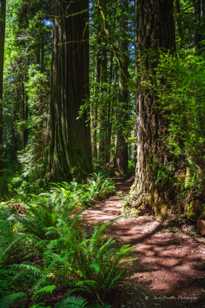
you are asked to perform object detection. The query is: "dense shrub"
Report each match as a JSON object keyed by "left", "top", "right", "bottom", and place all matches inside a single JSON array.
[{"left": 154, "top": 50, "right": 205, "bottom": 217}]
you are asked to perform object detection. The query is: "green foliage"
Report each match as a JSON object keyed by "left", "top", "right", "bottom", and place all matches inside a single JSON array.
[
  {"left": 55, "top": 296, "right": 88, "bottom": 308},
  {"left": 55, "top": 295, "right": 111, "bottom": 308},
  {"left": 0, "top": 175, "right": 129, "bottom": 307},
  {"left": 16, "top": 64, "right": 49, "bottom": 186},
  {"left": 9, "top": 172, "right": 115, "bottom": 204},
  {"left": 0, "top": 292, "right": 27, "bottom": 308},
  {"left": 154, "top": 50, "right": 205, "bottom": 210},
  {"left": 3, "top": 0, "right": 51, "bottom": 190},
  {"left": 39, "top": 222, "right": 130, "bottom": 296}
]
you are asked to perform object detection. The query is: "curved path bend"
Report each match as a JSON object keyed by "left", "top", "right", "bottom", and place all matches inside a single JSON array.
[{"left": 83, "top": 180, "right": 205, "bottom": 307}]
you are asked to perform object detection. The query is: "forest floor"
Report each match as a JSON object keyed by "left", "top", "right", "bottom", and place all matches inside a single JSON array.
[{"left": 83, "top": 178, "right": 205, "bottom": 308}]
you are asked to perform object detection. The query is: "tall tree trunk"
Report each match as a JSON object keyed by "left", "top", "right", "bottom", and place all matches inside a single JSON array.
[
  {"left": 129, "top": 0, "right": 176, "bottom": 213},
  {"left": 49, "top": 0, "right": 92, "bottom": 179},
  {"left": 0, "top": 0, "right": 6, "bottom": 175},
  {"left": 90, "top": 90, "right": 98, "bottom": 163},
  {"left": 96, "top": 0, "right": 110, "bottom": 168},
  {"left": 115, "top": 0, "right": 129, "bottom": 176},
  {"left": 96, "top": 45, "right": 108, "bottom": 166}
]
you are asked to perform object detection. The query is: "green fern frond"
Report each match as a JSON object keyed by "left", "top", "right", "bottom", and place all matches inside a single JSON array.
[
  {"left": 0, "top": 292, "right": 27, "bottom": 308},
  {"left": 34, "top": 284, "right": 56, "bottom": 298},
  {"left": 55, "top": 295, "right": 88, "bottom": 308},
  {"left": 13, "top": 263, "right": 42, "bottom": 277}
]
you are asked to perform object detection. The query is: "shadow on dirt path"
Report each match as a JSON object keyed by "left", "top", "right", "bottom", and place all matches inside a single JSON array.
[{"left": 83, "top": 178, "right": 205, "bottom": 307}]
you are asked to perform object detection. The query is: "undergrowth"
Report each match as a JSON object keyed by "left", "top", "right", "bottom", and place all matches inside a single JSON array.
[
  {"left": 0, "top": 174, "right": 131, "bottom": 307},
  {"left": 8, "top": 172, "right": 115, "bottom": 203}
]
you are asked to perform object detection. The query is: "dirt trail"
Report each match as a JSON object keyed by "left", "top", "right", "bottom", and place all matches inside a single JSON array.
[{"left": 83, "top": 179, "right": 205, "bottom": 308}]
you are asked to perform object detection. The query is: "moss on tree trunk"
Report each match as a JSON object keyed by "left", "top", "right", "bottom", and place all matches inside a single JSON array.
[
  {"left": 0, "top": 0, "right": 6, "bottom": 176},
  {"left": 128, "top": 0, "right": 176, "bottom": 214}
]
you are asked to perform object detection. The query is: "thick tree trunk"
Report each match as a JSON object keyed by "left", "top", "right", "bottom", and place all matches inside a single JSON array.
[
  {"left": 96, "top": 0, "right": 111, "bottom": 168},
  {"left": 49, "top": 0, "right": 92, "bottom": 179},
  {"left": 97, "top": 44, "right": 108, "bottom": 167},
  {"left": 115, "top": 0, "right": 129, "bottom": 176},
  {"left": 90, "top": 95, "right": 98, "bottom": 163},
  {"left": 0, "top": 0, "right": 6, "bottom": 175},
  {"left": 129, "top": 0, "right": 176, "bottom": 213}
]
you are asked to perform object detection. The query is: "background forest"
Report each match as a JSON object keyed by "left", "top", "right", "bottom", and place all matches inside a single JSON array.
[{"left": 0, "top": 0, "right": 205, "bottom": 307}]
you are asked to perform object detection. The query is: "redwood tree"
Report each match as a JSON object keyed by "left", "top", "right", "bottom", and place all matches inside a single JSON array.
[
  {"left": 96, "top": 0, "right": 109, "bottom": 168},
  {"left": 49, "top": 0, "right": 92, "bottom": 179},
  {"left": 0, "top": 0, "right": 6, "bottom": 175},
  {"left": 115, "top": 0, "right": 129, "bottom": 176},
  {"left": 129, "top": 0, "right": 176, "bottom": 212}
]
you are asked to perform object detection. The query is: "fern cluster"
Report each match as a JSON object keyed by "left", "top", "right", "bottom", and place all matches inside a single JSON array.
[
  {"left": 9, "top": 172, "right": 115, "bottom": 204},
  {"left": 0, "top": 175, "right": 130, "bottom": 307}
]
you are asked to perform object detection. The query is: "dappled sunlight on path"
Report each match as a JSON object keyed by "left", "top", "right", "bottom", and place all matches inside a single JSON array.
[{"left": 83, "top": 181, "right": 205, "bottom": 306}]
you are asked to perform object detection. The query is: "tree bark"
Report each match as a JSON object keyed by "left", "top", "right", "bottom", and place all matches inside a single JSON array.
[
  {"left": 115, "top": 0, "right": 129, "bottom": 176},
  {"left": 0, "top": 0, "right": 6, "bottom": 175},
  {"left": 90, "top": 91, "right": 98, "bottom": 163},
  {"left": 97, "top": 42, "right": 108, "bottom": 167},
  {"left": 49, "top": 0, "right": 92, "bottom": 179},
  {"left": 129, "top": 0, "right": 176, "bottom": 212},
  {"left": 96, "top": 0, "right": 111, "bottom": 168}
]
